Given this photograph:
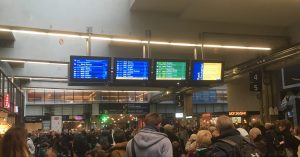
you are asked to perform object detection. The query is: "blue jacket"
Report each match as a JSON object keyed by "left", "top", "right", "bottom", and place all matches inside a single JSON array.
[{"left": 126, "top": 127, "right": 173, "bottom": 157}]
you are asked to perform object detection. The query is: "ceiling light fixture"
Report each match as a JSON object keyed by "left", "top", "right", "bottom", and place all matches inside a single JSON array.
[
  {"left": 0, "top": 59, "right": 68, "bottom": 65},
  {"left": 0, "top": 27, "right": 272, "bottom": 50},
  {"left": 203, "top": 44, "right": 271, "bottom": 51},
  {"left": 13, "top": 76, "right": 68, "bottom": 82}
]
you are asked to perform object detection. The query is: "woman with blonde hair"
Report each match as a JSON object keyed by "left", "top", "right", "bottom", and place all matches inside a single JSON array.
[
  {"left": 0, "top": 127, "right": 30, "bottom": 157},
  {"left": 191, "top": 130, "right": 212, "bottom": 157}
]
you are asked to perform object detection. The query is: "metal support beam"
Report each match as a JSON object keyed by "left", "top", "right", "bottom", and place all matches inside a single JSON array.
[{"left": 86, "top": 27, "right": 93, "bottom": 56}]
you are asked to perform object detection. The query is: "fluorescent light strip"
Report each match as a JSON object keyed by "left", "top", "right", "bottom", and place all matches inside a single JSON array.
[
  {"left": 13, "top": 76, "right": 68, "bottom": 81},
  {"left": 23, "top": 87, "right": 161, "bottom": 93},
  {"left": 0, "top": 28, "right": 271, "bottom": 50},
  {"left": 1, "top": 59, "right": 68, "bottom": 65},
  {"left": 203, "top": 44, "right": 271, "bottom": 51}
]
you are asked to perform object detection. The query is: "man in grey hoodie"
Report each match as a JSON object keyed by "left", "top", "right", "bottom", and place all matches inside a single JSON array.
[{"left": 126, "top": 112, "right": 173, "bottom": 157}]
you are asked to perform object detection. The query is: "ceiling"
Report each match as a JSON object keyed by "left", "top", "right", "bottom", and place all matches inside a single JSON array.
[{"left": 131, "top": 0, "right": 300, "bottom": 27}]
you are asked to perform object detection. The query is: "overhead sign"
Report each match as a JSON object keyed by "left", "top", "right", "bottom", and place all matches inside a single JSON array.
[
  {"left": 249, "top": 71, "right": 262, "bottom": 92},
  {"left": 4, "top": 94, "right": 10, "bottom": 109},
  {"left": 229, "top": 112, "right": 247, "bottom": 116}
]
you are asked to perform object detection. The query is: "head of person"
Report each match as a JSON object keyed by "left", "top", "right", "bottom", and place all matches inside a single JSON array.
[
  {"left": 216, "top": 115, "right": 235, "bottom": 134},
  {"left": 85, "top": 149, "right": 106, "bottom": 157},
  {"left": 249, "top": 127, "right": 261, "bottom": 141},
  {"left": 189, "top": 134, "right": 197, "bottom": 143},
  {"left": 278, "top": 120, "right": 292, "bottom": 132},
  {"left": 264, "top": 123, "right": 273, "bottom": 130},
  {"left": 144, "top": 112, "right": 162, "bottom": 129},
  {"left": 1, "top": 127, "right": 30, "bottom": 157},
  {"left": 196, "top": 130, "right": 212, "bottom": 148},
  {"left": 163, "top": 124, "right": 174, "bottom": 134},
  {"left": 113, "top": 129, "right": 126, "bottom": 143},
  {"left": 45, "top": 148, "right": 57, "bottom": 157},
  {"left": 237, "top": 128, "right": 249, "bottom": 137}
]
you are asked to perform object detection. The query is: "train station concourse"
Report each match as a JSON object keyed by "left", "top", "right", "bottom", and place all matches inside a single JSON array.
[{"left": 1, "top": 1, "right": 300, "bottom": 157}]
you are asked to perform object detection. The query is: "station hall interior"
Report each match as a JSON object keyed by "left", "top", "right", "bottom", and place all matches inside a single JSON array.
[{"left": 0, "top": 0, "right": 300, "bottom": 133}]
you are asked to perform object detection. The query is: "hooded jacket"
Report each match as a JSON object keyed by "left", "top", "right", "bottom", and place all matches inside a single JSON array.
[{"left": 126, "top": 127, "right": 173, "bottom": 157}]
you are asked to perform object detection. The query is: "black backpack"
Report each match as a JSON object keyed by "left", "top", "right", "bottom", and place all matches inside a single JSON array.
[{"left": 219, "top": 137, "right": 262, "bottom": 157}]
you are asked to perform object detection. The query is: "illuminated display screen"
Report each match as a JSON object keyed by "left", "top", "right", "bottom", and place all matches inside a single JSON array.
[
  {"left": 115, "top": 59, "right": 149, "bottom": 80},
  {"left": 192, "top": 61, "right": 222, "bottom": 81},
  {"left": 155, "top": 61, "right": 187, "bottom": 80},
  {"left": 70, "top": 56, "right": 110, "bottom": 81}
]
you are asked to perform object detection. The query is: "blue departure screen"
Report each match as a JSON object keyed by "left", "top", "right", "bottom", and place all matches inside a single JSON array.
[
  {"left": 192, "top": 61, "right": 222, "bottom": 81},
  {"left": 72, "top": 58, "right": 109, "bottom": 80},
  {"left": 115, "top": 59, "right": 149, "bottom": 80}
]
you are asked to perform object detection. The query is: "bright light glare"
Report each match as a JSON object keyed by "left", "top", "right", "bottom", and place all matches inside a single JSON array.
[{"left": 0, "top": 28, "right": 272, "bottom": 50}]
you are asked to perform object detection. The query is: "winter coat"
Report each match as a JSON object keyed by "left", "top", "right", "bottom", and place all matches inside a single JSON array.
[
  {"left": 205, "top": 128, "right": 244, "bottom": 157},
  {"left": 281, "top": 130, "right": 300, "bottom": 157},
  {"left": 294, "top": 135, "right": 300, "bottom": 157},
  {"left": 253, "top": 135, "right": 268, "bottom": 157},
  {"left": 126, "top": 127, "right": 173, "bottom": 157}
]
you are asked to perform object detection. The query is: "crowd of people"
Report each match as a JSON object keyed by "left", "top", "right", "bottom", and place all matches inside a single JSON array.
[{"left": 1, "top": 112, "right": 300, "bottom": 157}]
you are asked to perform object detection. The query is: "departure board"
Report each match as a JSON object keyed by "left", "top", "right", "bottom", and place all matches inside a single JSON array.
[
  {"left": 115, "top": 59, "right": 149, "bottom": 80},
  {"left": 155, "top": 61, "right": 187, "bottom": 80},
  {"left": 192, "top": 61, "right": 222, "bottom": 80},
  {"left": 70, "top": 56, "right": 110, "bottom": 81}
]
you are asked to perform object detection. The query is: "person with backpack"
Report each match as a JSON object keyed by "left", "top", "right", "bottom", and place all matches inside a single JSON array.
[
  {"left": 126, "top": 112, "right": 173, "bottom": 157},
  {"left": 205, "top": 115, "right": 262, "bottom": 157}
]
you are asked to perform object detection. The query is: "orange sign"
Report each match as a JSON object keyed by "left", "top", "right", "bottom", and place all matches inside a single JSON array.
[
  {"left": 4, "top": 94, "right": 10, "bottom": 109},
  {"left": 229, "top": 112, "right": 246, "bottom": 116}
]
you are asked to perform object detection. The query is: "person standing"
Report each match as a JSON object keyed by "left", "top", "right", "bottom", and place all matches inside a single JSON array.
[
  {"left": 126, "top": 112, "right": 173, "bottom": 157},
  {"left": 0, "top": 127, "right": 30, "bottom": 157},
  {"left": 27, "top": 133, "right": 36, "bottom": 156},
  {"left": 249, "top": 128, "right": 268, "bottom": 157}
]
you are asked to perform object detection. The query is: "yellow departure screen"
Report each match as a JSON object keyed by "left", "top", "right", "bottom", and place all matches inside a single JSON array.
[
  {"left": 202, "top": 63, "right": 222, "bottom": 80},
  {"left": 193, "top": 61, "right": 222, "bottom": 81}
]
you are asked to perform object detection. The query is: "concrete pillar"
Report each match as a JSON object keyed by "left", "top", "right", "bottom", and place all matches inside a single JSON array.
[
  {"left": 92, "top": 103, "right": 99, "bottom": 115},
  {"left": 261, "top": 71, "right": 273, "bottom": 123},
  {"left": 183, "top": 94, "right": 193, "bottom": 116}
]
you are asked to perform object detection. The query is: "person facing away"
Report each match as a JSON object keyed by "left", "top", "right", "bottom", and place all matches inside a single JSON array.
[
  {"left": 27, "top": 133, "right": 35, "bottom": 156},
  {"left": 205, "top": 115, "right": 261, "bottom": 157},
  {"left": 191, "top": 130, "right": 212, "bottom": 157},
  {"left": 0, "top": 127, "right": 30, "bottom": 157},
  {"left": 249, "top": 128, "right": 267, "bottom": 157},
  {"left": 126, "top": 112, "right": 173, "bottom": 157}
]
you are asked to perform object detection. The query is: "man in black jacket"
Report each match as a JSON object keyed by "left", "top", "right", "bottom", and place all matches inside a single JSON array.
[
  {"left": 249, "top": 128, "right": 268, "bottom": 157},
  {"left": 205, "top": 115, "right": 261, "bottom": 157}
]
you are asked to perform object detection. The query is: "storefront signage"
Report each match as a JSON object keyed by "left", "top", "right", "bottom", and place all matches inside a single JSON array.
[
  {"left": 229, "top": 112, "right": 247, "bottom": 116},
  {"left": 4, "top": 94, "right": 10, "bottom": 109},
  {"left": 99, "top": 103, "right": 149, "bottom": 114}
]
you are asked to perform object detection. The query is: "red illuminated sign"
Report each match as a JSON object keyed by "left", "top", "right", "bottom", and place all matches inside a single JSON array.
[
  {"left": 228, "top": 112, "right": 247, "bottom": 116},
  {"left": 4, "top": 94, "right": 10, "bottom": 109}
]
